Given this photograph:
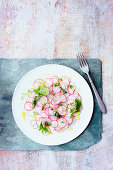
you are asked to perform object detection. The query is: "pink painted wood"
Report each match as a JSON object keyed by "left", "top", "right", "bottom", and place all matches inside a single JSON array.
[{"left": 0, "top": 0, "right": 113, "bottom": 169}]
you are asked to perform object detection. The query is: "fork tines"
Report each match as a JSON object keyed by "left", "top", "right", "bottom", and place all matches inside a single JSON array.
[{"left": 76, "top": 54, "right": 88, "bottom": 67}]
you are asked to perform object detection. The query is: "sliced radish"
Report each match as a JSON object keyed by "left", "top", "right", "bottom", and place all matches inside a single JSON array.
[
  {"left": 38, "top": 96, "right": 47, "bottom": 106},
  {"left": 44, "top": 108, "right": 50, "bottom": 115},
  {"left": 52, "top": 86, "right": 60, "bottom": 94},
  {"left": 24, "top": 102, "right": 32, "bottom": 111},
  {"left": 34, "top": 114, "right": 42, "bottom": 121},
  {"left": 32, "top": 79, "right": 43, "bottom": 89},
  {"left": 33, "top": 123, "right": 38, "bottom": 129},
  {"left": 51, "top": 76, "right": 58, "bottom": 84},
  {"left": 59, "top": 81, "right": 67, "bottom": 89},
  {"left": 30, "top": 120, "right": 38, "bottom": 129},
  {"left": 26, "top": 97, "right": 33, "bottom": 103},
  {"left": 35, "top": 106, "right": 42, "bottom": 113},
  {"left": 49, "top": 115, "right": 57, "bottom": 121},
  {"left": 48, "top": 108, "right": 54, "bottom": 115},
  {"left": 59, "top": 94, "right": 66, "bottom": 103},
  {"left": 40, "top": 111, "right": 48, "bottom": 118},
  {"left": 68, "top": 92, "right": 78, "bottom": 100},
  {"left": 46, "top": 94, "right": 53, "bottom": 102},
  {"left": 51, "top": 121, "right": 58, "bottom": 128},
  {"left": 57, "top": 118, "right": 67, "bottom": 128},
  {"left": 62, "top": 76, "right": 70, "bottom": 84},
  {"left": 45, "top": 78, "right": 53, "bottom": 91},
  {"left": 65, "top": 115, "right": 73, "bottom": 125},
  {"left": 51, "top": 96, "right": 60, "bottom": 105},
  {"left": 57, "top": 105, "right": 67, "bottom": 115},
  {"left": 54, "top": 125, "right": 65, "bottom": 132},
  {"left": 43, "top": 103, "right": 50, "bottom": 110},
  {"left": 68, "top": 88, "right": 75, "bottom": 95},
  {"left": 40, "top": 117, "right": 51, "bottom": 125}
]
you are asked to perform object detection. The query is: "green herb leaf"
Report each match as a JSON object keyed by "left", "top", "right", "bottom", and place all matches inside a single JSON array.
[
  {"left": 75, "top": 99, "right": 82, "bottom": 112},
  {"left": 32, "top": 94, "right": 42, "bottom": 109},
  {"left": 39, "top": 122, "right": 52, "bottom": 134},
  {"left": 34, "top": 86, "right": 49, "bottom": 95},
  {"left": 70, "top": 99, "right": 82, "bottom": 116},
  {"left": 54, "top": 111, "right": 62, "bottom": 119},
  {"left": 59, "top": 86, "right": 67, "bottom": 94},
  {"left": 69, "top": 85, "right": 74, "bottom": 89},
  {"left": 45, "top": 121, "right": 51, "bottom": 126}
]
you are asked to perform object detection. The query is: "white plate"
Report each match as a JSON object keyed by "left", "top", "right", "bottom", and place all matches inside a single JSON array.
[{"left": 12, "top": 64, "right": 94, "bottom": 145}]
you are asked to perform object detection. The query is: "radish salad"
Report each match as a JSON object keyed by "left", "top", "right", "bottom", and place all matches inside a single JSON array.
[{"left": 22, "top": 75, "right": 82, "bottom": 134}]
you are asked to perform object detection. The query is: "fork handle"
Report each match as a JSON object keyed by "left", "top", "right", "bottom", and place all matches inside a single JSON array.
[{"left": 87, "top": 73, "right": 107, "bottom": 114}]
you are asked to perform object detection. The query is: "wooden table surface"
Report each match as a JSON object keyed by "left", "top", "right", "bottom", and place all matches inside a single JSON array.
[{"left": 0, "top": 0, "right": 113, "bottom": 169}]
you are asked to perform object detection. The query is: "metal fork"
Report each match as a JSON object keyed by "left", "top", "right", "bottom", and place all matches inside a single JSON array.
[{"left": 77, "top": 54, "right": 106, "bottom": 114}]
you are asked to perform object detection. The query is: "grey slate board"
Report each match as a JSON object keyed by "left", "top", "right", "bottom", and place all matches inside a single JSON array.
[{"left": 0, "top": 59, "right": 102, "bottom": 150}]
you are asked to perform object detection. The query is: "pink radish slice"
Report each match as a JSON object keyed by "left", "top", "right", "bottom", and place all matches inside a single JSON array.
[
  {"left": 48, "top": 108, "right": 54, "bottom": 115},
  {"left": 57, "top": 118, "right": 67, "bottom": 128},
  {"left": 59, "top": 81, "right": 67, "bottom": 89},
  {"left": 35, "top": 106, "right": 42, "bottom": 113},
  {"left": 51, "top": 76, "right": 58, "bottom": 84},
  {"left": 67, "top": 99, "right": 75, "bottom": 104},
  {"left": 39, "top": 96, "right": 47, "bottom": 105},
  {"left": 68, "top": 88, "right": 75, "bottom": 95},
  {"left": 26, "top": 97, "right": 33, "bottom": 103},
  {"left": 54, "top": 125, "right": 64, "bottom": 131},
  {"left": 34, "top": 114, "right": 42, "bottom": 120},
  {"left": 43, "top": 103, "right": 50, "bottom": 110},
  {"left": 32, "top": 79, "right": 43, "bottom": 89},
  {"left": 62, "top": 76, "right": 70, "bottom": 86},
  {"left": 40, "top": 118, "right": 52, "bottom": 125},
  {"left": 68, "top": 92, "right": 78, "bottom": 100},
  {"left": 52, "top": 86, "right": 60, "bottom": 94},
  {"left": 33, "top": 123, "right": 38, "bottom": 129},
  {"left": 51, "top": 121, "right": 58, "bottom": 128},
  {"left": 51, "top": 96, "right": 60, "bottom": 105},
  {"left": 49, "top": 115, "right": 57, "bottom": 121},
  {"left": 59, "top": 94, "right": 66, "bottom": 103},
  {"left": 40, "top": 111, "right": 48, "bottom": 118},
  {"left": 65, "top": 116, "right": 73, "bottom": 125},
  {"left": 57, "top": 105, "right": 67, "bottom": 115},
  {"left": 46, "top": 94, "right": 53, "bottom": 102},
  {"left": 45, "top": 78, "right": 53, "bottom": 91},
  {"left": 30, "top": 120, "right": 37, "bottom": 126},
  {"left": 45, "top": 108, "right": 50, "bottom": 115},
  {"left": 24, "top": 102, "right": 32, "bottom": 111}
]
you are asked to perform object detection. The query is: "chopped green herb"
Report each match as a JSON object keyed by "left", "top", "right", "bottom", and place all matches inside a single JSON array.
[
  {"left": 58, "top": 103, "right": 63, "bottom": 106},
  {"left": 54, "top": 82, "right": 60, "bottom": 87},
  {"left": 70, "top": 99, "right": 82, "bottom": 116},
  {"left": 59, "top": 86, "right": 67, "bottom": 94},
  {"left": 45, "top": 121, "right": 51, "bottom": 126},
  {"left": 39, "top": 122, "right": 52, "bottom": 134},
  {"left": 75, "top": 99, "right": 82, "bottom": 112},
  {"left": 69, "top": 85, "right": 74, "bottom": 89},
  {"left": 51, "top": 108, "right": 53, "bottom": 110},
  {"left": 54, "top": 111, "right": 62, "bottom": 119},
  {"left": 66, "top": 105, "right": 68, "bottom": 111},
  {"left": 54, "top": 82, "right": 67, "bottom": 94},
  {"left": 61, "top": 121, "right": 64, "bottom": 123},
  {"left": 32, "top": 94, "right": 42, "bottom": 109},
  {"left": 33, "top": 111, "right": 38, "bottom": 115},
  {"left": 69, "top": 102, "right": 74, "bottom": 106},
  {"left": 34, "top": 86, "right": 49, "bottom": 95}
]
